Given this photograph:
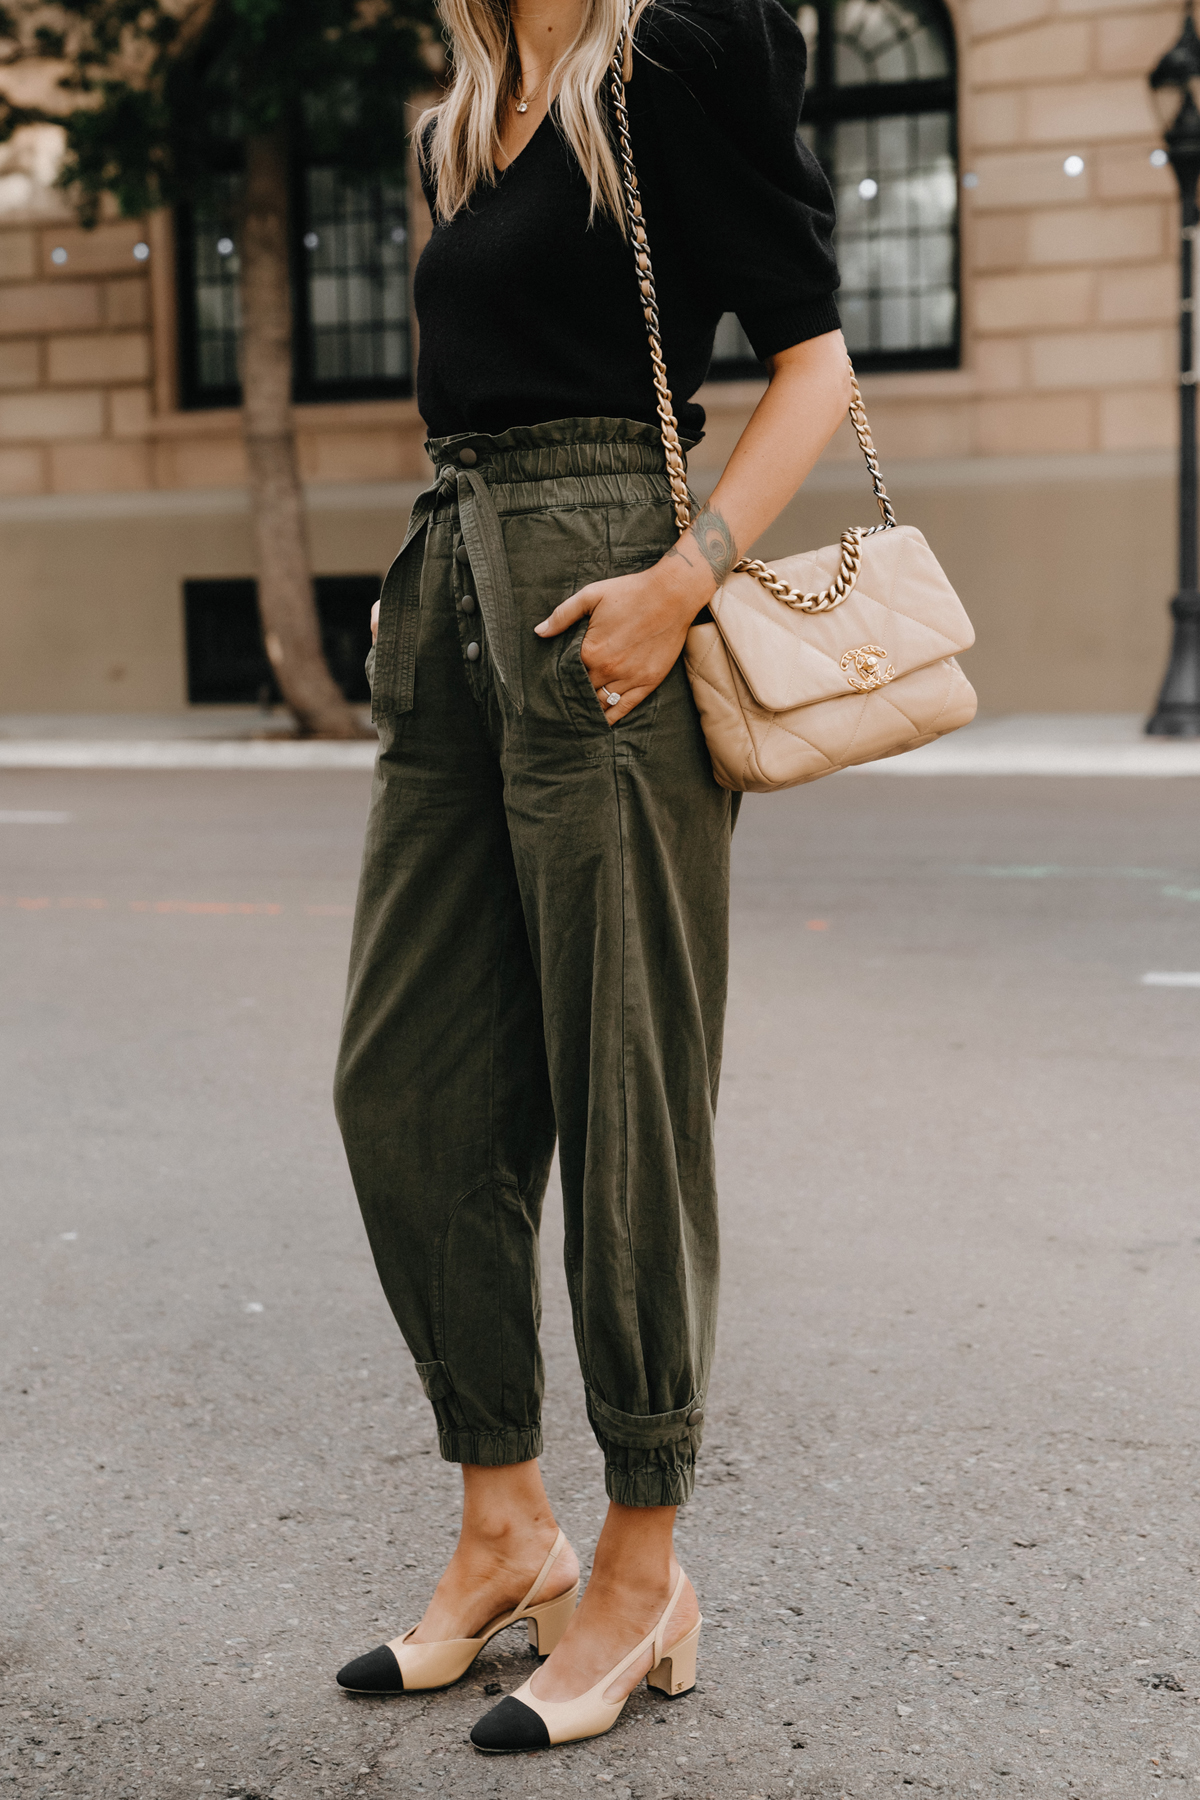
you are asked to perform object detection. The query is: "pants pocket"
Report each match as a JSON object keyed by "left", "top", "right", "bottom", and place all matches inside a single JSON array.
[{"left": 556, "top": 550, "right": 668, "bottom": 758}]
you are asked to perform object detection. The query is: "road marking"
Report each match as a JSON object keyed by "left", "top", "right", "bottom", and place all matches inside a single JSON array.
[
  {"left": 1, "top": 897, "right": 107, "bottom": 910},
  {"left": 967, "top": 865, "right": 1177, "bottom": 880},
  {"left": 0, "top": 810, "right": 73, "bottom": 823},
  {"left": 128, "top": 899, "right": 283, "bottom": 915},
  {"left": 1142, "top": 973, "right": 1200, "bottom": 987},
  {"left": 966, "top": 867, "right": 1200, "bottom": 903}
]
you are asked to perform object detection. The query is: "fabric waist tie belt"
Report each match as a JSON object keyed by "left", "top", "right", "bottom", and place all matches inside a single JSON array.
[
  {"left": 369, "top": 425, "right": 700, "bottom": 725},
  {"left": 372, "top": 461, "right": 526, "bottom": 723}
]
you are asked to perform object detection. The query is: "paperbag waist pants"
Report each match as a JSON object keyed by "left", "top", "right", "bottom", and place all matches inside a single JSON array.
[{"left": 333, "top": 417, "right": 735, "bottom": 1507}]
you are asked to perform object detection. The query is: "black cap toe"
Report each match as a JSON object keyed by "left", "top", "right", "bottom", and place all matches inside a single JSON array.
[
  {"left": 336, "top": 1644, "right": 404, "bottom": 1693},
  {"left": 469, "top": 1695, "right": 551, "bottom": 1753}
]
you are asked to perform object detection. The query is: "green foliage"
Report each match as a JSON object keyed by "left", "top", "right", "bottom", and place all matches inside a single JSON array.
[{"left": 0, "top": 0, "right": 441, "bottom": 222}]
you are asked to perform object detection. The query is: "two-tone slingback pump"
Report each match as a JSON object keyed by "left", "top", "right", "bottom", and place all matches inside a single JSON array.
[
  {"left": 335, "top": 1529, "right": 579, "bottom": 1694},
  {"left": 468, "top": 1566, "right": 701, "bottom": 1752}
]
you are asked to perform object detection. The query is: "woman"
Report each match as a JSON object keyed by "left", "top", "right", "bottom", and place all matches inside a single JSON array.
[{"left": 332, "top": 0, "right": 849, "bottom": 1753}]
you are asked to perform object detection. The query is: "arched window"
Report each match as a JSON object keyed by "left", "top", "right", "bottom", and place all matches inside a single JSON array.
[{"left": 709, "top": 0, "right": 959, "bottom": 379}]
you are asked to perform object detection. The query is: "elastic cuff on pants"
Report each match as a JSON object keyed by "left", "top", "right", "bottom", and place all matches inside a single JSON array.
[
  {"left": 586, "top": 1386, "right": 705, "bottom": 1507},
  {"left": 604, "top": 1452, "right": 695, "bottom": 1508},
  {"left": 436, "top": 1425, "right": 543, "bottom": 1467}
]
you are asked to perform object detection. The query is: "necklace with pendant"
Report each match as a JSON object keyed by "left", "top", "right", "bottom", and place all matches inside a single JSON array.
[{"left": 515, "top": 69, "right": 549, "bottom": 114}]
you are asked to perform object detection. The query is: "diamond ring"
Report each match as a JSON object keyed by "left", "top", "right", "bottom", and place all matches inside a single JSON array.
[{"left": 600, "top": 687, "right": 621, "bottom": 708}]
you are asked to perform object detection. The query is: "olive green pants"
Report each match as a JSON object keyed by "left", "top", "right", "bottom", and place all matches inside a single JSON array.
[{"left": 334, "top": 418, "right": 735, "bottom": 1507}]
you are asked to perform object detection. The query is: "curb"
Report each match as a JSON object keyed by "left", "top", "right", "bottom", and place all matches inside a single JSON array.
[{"left": 0, "top": 742, "right": 379, "bottom": 771}]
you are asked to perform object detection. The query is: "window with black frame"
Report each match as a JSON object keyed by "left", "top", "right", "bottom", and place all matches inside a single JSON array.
[
  {"left": 178, "top": 164, "right": 412, "bottom": 409},
  {"left": 708, "top": 0, "right": 959, "bottom": 380}
]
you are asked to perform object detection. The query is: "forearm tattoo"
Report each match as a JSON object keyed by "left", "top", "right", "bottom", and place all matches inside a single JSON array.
[{"left": 673, "top": 504, "right": 738, "bottom": 586}]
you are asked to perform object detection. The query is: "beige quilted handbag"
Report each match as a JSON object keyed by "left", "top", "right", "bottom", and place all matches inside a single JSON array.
[{"left": 609, "top": 27, "right": 978, "bottom": 793}]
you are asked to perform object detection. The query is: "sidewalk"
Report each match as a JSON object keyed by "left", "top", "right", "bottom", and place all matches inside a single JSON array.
[
  {"left": 0, "top": 707, "right": 377, "bottom": 769},
  {"left": 2, "top": 709, "right": 1200, "bottom": 772},
  {"left": 859, "top": 710, "right": 1200, "bottom": 776}
]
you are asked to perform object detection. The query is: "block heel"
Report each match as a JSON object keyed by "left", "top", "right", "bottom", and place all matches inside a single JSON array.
[
  {"left": 526, "top": 1582, "right": 577, "bottom": 1655},
  {"left": 647, "top": 1618, "right": 700, "bottom": 1696}
]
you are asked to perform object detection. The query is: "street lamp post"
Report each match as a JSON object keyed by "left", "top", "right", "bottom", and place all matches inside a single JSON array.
[{"left": 1147, "top": 4, "right": 1200, "bottom": 736}]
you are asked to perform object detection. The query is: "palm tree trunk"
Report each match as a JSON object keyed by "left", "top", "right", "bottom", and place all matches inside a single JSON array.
[{"left": 238, "top": 130, "right": 366, "bottom": 739}]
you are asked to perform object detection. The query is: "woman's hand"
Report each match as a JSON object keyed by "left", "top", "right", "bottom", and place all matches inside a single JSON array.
[
  {"left": 540, "top": 566, "right": 693, "bottom": 726},
  {"left": 533, "top": 507, "right": 739, "bottom": 725},
  {"left": 371, "top": 599, "right": 380, "bottom": 645},
  {"left": 531, "top": 331, "right": 853, "bottom": 725}
]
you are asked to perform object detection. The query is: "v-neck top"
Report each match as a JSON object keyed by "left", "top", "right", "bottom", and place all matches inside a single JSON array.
[{"left": 413, "top": 0, "right": 840, "bottom": 442}]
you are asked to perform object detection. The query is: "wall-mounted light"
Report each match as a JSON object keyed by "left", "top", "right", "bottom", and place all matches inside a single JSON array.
[
  {"left": 857, "top": 177, "right": 878, "bottom": 199},
  {"left": 1063, "top": 155, "right": 1085, "bottom": 177}
]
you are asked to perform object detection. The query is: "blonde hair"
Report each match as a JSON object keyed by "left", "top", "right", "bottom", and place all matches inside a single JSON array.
[{"left": 418, "top": 0, "right": 656, "bottom": 232}]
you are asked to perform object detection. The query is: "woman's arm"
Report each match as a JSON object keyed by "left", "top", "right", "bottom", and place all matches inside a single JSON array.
[{"left": 533, "top": 329, "right": 854, "bottom": 724}]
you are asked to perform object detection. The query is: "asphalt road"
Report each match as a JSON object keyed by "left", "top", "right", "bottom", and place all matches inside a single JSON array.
[{"left": 2, "top": 768, "right": 1199, "bottom": 1800}]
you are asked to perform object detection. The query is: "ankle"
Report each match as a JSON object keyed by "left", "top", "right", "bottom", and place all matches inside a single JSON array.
[
  {"left": 585, "top": 1554, "right": 678, "bottom": 1604},
  {"left": 457, "top": 1506, "right": 558, "bottom": 1558}
]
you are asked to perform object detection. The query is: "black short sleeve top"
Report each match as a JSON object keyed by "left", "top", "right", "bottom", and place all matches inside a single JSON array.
[{"left": 414, "top": 0, "right": 840, "bottom": 441}]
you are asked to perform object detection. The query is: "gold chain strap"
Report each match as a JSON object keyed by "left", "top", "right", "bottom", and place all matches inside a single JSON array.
[
  {"left": 608, "top": 29, "right": 692, "bottom": 536},
  {"left": 737, "top": 524, "right": 864, "bottom": 613},
  {"left": 609, "top": 18, "right": 897, "bottom": 616},
  {"left": 848, "top": 370, "right": 898, "bottom": 533}
]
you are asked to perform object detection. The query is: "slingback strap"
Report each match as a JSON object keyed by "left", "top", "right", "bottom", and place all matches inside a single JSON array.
[
  {"left": 609, "top": 6, "right": 897, "bottom": 620},
  {"left": 522, "top": 1564, "right": 691, "bottom": 1705},
  {"left": 585, "top": 1565, "right": 690, "bottom": 1694},
  {"left": 502, "top": 1566, "right": 695, "bottom": 1718},
  {"left": 518, "top": 1529, "right": 569, "bottom": 1612},
  {"left": 651, "top": 1566, "right": 689, "bottom": 1667}
]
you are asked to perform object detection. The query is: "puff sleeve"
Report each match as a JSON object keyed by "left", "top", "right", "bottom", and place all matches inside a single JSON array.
[{"left": 632, "top": 0, "right": 841, "bottom": 358}]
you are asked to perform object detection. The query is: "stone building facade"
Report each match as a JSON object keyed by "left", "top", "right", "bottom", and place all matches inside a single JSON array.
[{"left": 0, "top": 0, "right": 1188, "bottom": 715}]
